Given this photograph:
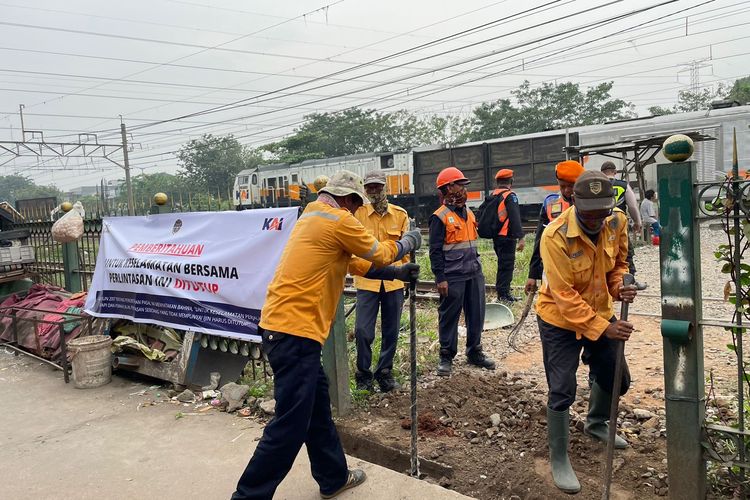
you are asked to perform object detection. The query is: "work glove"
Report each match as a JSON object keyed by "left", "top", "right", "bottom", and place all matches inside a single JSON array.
[
  {"left": 396, "top": 230, "right": 422, "bottom": 259},
  {"left": 393, "top": 263, "right": 420, "bottom": 282}
]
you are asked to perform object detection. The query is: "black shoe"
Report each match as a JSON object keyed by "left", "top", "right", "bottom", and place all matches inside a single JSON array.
[
  {"left": 375, "top": 369, "right": 401, "bottom": 392},
  {"left": 437, "top": 358, "right": 452, "bottom": 377},
  {"left": 467, "top": 348, "right": 496, "bottom": 370},
  {"left": 498, "top": 294, "right": 518, "bottom": 303},
  {"left": 355, "top": 372, "right": 374, "bottom": 392}
]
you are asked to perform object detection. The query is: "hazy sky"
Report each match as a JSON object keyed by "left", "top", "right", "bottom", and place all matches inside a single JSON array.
[{"left": 0, "top": 0, "right": 747, "bottom": 190}]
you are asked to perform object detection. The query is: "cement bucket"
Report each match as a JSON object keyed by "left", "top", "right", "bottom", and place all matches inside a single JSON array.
[
  {"left": 484, "top": 303, "right": 514, "bottom": 330},
  {"left": 68, "top": 335, "right": 113, "bottom": 389}
]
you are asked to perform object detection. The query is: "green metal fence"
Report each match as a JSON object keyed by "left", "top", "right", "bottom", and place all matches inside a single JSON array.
[
  {"left": 12, "top": 192, "right": 235, "bottom": 292},
  {"left": 659, "top": 136, "right": 750, "bottom": 498}
]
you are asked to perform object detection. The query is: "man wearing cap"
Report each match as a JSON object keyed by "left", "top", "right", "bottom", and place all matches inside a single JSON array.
[
  {"left": 525, "top": 160, "right": 585, "bottom": 295},
  {"left": 232, "top": 170, "right": 422, "bottom": 500},
  {"left": 490, "top": 169, "right": 525, "bottom": 302},
  {"left": 353, "top": 170, "right": 410, "bottom": 392},
  {"left": 429, "top": 166, "right": 496, "bottom": 377},
  {"left": 600, "top": 161, "right": 646, "bottom": 289},
  {"left": 536, "top": 170, "right": 637, "bottom": 494}
]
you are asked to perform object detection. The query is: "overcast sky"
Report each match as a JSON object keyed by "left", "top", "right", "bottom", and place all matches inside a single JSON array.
[{"left": 0, "top": 0, "right": 747, "bottom": 191}]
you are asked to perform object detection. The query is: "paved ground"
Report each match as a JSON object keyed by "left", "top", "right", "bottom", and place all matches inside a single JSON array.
[{"left": 0, "top": 350, "right": 470, "bottom": 500}]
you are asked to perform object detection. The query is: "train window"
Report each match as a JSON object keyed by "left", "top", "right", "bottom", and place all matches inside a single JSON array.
[
  {"left": 381, "top": 155, "right": 395, "bottom": 169},
  {"left": 251, "top": 174, "right": 258, "bottom": 185},
  {"left": 510, "top": 164, "right": 533, "bottom": 187},
  {"left": 291, "top": 174, "right": 299, "bottom": 183},
  {"left": 239, "top": 175, "right": 248, "bottom": 185},
  {"left": 533, "top": 162, "right": 558, "bottom": 186}
]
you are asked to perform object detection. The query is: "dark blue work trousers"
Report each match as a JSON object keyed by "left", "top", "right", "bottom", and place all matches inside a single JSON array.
[
  {"left": 538, "top": 317, "right": 631, "bottom": 412},
  {"left": 492, "top": 237, "right": 516, "bottom": 297},
  {"left": 232, "top": 331, "right": 347, "bottom": 500},
  {"left": 354, "top": 285, "right": 404, "bottom": 382},
  {"left": 438, "top": 274, "right": 485, "bottom": 360}
]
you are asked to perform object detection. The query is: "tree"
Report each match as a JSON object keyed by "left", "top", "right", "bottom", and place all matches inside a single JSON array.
[
  {"left": 264, "top": 109, "right": 468, "bottom": 163},
  {"left": 0, "top": 175, "right": 61, "bottom": 204},
  {"left": 176, "top": 134, "right": 262, "bottom": 191},
  {"left": 728, "top": 76, "right": 750, "bottom": 105},
  {"left": 463, "top": 81, "right": 635, "bottom": 141},
  {"left": 648, "top": 84, "right": 730, "bottom": 116}
]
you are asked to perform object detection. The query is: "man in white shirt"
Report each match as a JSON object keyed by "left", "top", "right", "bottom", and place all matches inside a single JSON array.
[{"left": 640, "top": 189, "right": 661, "bottom": 237}]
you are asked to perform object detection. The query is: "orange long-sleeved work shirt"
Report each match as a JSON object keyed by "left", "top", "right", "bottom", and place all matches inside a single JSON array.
[
  {"left": 535, "top": 206, "right": 629, "bottom": 341},
  {"left": 259, "top": 201, "right": 400, "bottom": 345},
  {"left": 353, "top": 203, "right": 410, "bottom": 293}
]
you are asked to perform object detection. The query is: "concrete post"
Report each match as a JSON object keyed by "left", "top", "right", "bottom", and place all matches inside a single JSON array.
[
  {"left": 657, "top": 160, "right": 706, "bottom": 499},
  {"left": 322, "top": 297, "right": 351, "bottom": 416},
  {"left": 62, "top": 241, "right": 82, "bottom": 293}
]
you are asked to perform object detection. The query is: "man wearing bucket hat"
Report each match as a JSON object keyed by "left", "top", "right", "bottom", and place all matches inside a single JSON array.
[
  {"left": 536, "top": 170, "right": 637, "bottom": 493},
  {"left": 490, "top": 168, "right": 525, "bottom": 303},
  {"left": 353, "top": 170, "right": 410, "bottom": 392},
  {"left": 525, "top": 160, "right": 585, "bottom": 295},
  {"left": 232, "top": 170, "right": 422, "bottom": 500},
  {"left": 429, "top": 166, "right": 495, "bottom": 377}
]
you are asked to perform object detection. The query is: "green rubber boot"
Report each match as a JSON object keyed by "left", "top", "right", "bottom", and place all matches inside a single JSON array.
[
  {"left": 584, "top": 383, "right": 628, "bottom": 449},
  {"left": 547, "top": 407, "right": 581, "bottom": 494}
]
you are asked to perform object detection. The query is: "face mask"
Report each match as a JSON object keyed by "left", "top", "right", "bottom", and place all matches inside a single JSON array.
[
  {"left": 575, "top": 211, "right": 605, "bottom": 236},
  {"left": 367, "top": 190, "right": 388, "bottom": 214},
  {"left": 444, "top": 188, "right": 467, "bottom": 207}
]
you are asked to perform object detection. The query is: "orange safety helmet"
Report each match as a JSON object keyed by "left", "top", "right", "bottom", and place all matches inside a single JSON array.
[{"left": 436, "top": 166, "right": 470, "bottom": 189}]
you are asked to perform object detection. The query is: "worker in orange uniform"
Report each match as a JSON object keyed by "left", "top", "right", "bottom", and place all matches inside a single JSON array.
[
  {"left": 232, "top": 170, "right": 421, "bottom": 500},
  {"left": 536, "top": 171, "right": 637, "bottom": 493},
  {"left": 353, "top": 170, "right": 410, "bottom": 392},
  {"left": 525, "top": 160, "right": 585, "bottom": 295},
  {"left": 429, "top": 166, "right": 495, "bottom": 377},
  {"left": 491, "top": 169, "right": 525, "bottom": 303}
]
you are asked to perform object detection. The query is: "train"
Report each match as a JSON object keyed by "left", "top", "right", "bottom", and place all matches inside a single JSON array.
[{"left": 233, "top": 103, "right": 750, "bottom": 223}]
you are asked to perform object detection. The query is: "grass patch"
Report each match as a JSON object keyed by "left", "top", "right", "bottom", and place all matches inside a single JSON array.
[{"left": 239, "top": 369, "right": 274, "bottom": 399}]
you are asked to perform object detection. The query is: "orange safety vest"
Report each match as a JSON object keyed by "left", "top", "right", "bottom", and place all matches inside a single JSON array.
[
  {"left": 544, "top": 193, "right": 571, "bottom": 221},
  {"left": 433, "top": 205, "right": 480, "bottom": 276},
  {"left": 491, "top": 187, "right": 513, "bottom": 236}
]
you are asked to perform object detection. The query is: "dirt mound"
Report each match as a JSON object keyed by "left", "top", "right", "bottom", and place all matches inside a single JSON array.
[{"left": 339, "top": 368, "right": 668, "bottom": 499}]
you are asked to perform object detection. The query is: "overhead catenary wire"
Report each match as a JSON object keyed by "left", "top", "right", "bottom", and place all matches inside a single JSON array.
[
  {"left": 4, "top": 0, "right": 748, "bottom": 187},
  {"left": 1, "top": 0, "right": 740, "bottom": 145},
  {"left": 118, "top": 0, "right": 686, "bottom": 148}
]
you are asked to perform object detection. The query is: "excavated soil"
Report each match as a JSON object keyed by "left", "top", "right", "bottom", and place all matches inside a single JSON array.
[{"left": 338, "top": 225, "right": 743, "bottom": 499}]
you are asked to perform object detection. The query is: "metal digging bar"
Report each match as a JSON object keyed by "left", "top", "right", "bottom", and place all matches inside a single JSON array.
[
  {"left": 409, "top": 221, "right": 420, "bottom": 478},
  {"left": 602, "top": 272, "right": 634, "bottom": 499}
]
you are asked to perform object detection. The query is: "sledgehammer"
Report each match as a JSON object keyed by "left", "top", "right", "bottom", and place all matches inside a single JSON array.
[{"left": 602, "top": 273, "right": 634, "bottom": 499}]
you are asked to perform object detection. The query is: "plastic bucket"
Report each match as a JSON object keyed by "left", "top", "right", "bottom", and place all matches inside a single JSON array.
[{"left": 68, "top": 335, "right": 113, "bottom": 389}]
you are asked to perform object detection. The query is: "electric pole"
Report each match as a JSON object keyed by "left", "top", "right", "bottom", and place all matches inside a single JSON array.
[{"left": 120, "top": 122, "right": 135, "bottom": 216}]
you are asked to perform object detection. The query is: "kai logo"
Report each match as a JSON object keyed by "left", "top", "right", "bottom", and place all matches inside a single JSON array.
[{"left": 262, "top": 217, "right": 284, "bottom": 231}]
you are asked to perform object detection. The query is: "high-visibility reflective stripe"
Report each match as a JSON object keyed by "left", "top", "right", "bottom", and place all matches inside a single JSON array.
[
  {"left": 299, "top": 210, "right": 340, "bottom": 222},
  {"left": 362, "top": 240, "right": 379, "bottom": 259},
  {"left": 442, "top": 241, "right": 477, "bottom": 251},
  {"left": 435, "top": 206, "right": 450, "bottom": 218}
]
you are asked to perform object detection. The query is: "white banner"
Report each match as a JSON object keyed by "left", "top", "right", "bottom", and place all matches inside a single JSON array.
[{"left": 83, "top": 208, "right": 298, "bottom": 342}]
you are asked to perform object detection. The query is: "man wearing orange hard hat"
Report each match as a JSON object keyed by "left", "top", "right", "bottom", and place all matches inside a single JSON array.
[
  {"left": 525, "top": 159, "right": 585, "bottom": 295},
  {"left": 429, "top": 166, "right": 495, "bottom": 377},
  {"left": 488, "top": 169, "right": 525, "bottom": 303}
]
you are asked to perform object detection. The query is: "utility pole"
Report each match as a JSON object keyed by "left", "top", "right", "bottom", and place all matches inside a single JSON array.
[
  {"left": 19, "top": 104, "right": 25, "bottom": 138},
  {"left": 120, "top": 122, "right": 135, "bottom": 216}
]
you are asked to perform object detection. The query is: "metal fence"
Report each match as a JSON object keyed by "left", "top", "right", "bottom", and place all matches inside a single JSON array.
[{"left": 12, "top": 191, "right": 235, "bottom": 292}]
